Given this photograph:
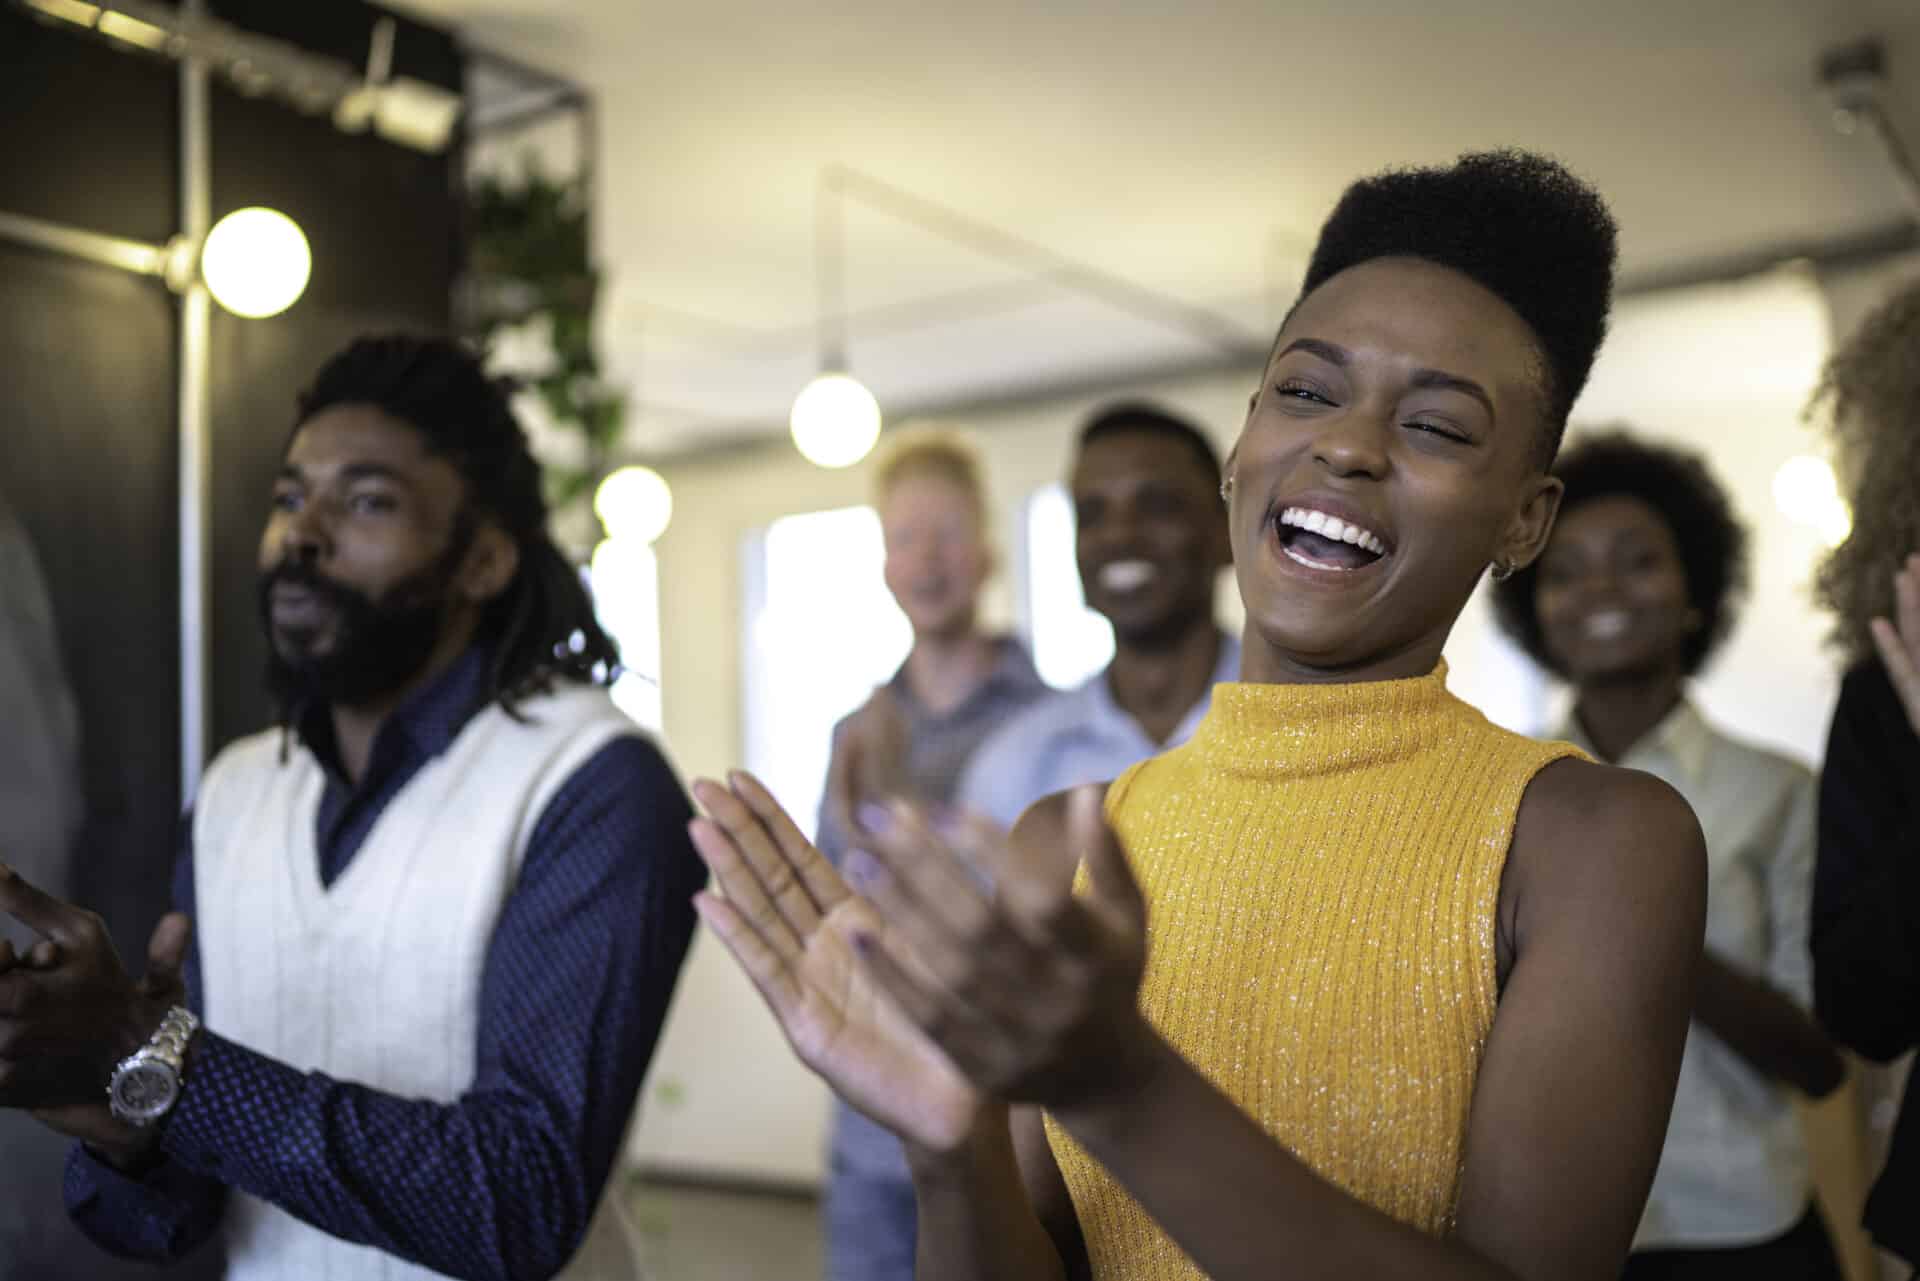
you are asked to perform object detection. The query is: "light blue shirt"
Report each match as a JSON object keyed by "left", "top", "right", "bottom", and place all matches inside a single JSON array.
[
  {"left": 957, "top": 631, "right": 1240, "bottom": 828},
  {"left": 1559, "top": 700, "right": 1821, "bottom": 1251}
]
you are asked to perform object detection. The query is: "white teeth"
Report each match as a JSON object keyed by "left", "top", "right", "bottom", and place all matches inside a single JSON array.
[
  {"left": 1098, "top": 559, "right": 1155, "bottom": 593},
  {"left": 1583, "top": 610, "right": 1631, "bottom": 640},
  {"left": 1279, "top": 506, "right": 1387, "bottom": 556}
]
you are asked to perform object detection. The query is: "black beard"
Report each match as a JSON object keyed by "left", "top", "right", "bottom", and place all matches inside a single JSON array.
[{"left": 258, "top": 537, "right": 469, "bottom": 714}]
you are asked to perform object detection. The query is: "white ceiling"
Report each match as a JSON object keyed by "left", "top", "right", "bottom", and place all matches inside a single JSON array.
[{"left": 398, "top": 0, "right": 1920, "bottom": 456}]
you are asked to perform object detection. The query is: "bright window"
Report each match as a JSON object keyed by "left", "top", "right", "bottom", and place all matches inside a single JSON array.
[
  {"left": 1024, "top": 483, "right": 1112, "bottom": 691},
  {"left": 742, "top": 506, "right": 912, "bottom": 840},
  {"left": 589, "top": 539, "right": 663, "bottom": 731}
]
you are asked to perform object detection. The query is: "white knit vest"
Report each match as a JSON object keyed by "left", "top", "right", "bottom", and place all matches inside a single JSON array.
[{"left": 192, "top": 683, "right": 646, "bottom": 1281}]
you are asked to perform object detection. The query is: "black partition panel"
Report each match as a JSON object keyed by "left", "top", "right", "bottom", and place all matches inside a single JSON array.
[
  {"left": 205, "top": 79, "right": 459, "bottom": 754},
  {"left": 0, "top": 26, "right": 200, "bottom": 1269},
  {"left": 0, "top": 241, "right": 215, "bottom": 1281},
  {"left": 0, "top": 6, "right": 184, "bottom": 954},
  {"left": 0, "top": 13, "right": 179, "bottom": 242},
  {"left": 0, "top": 246, "right": 182, "bottom": 956},
  {"left": 0, "top": 9, "right": 461, "bottom": 1272}
]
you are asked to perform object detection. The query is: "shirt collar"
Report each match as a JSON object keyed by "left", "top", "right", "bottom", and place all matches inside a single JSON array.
[
  {"left": 886, "top": 637, "right": 1040, "bottom": 720},
  {"left": 1558, "top": 696, "right": 1713, "bottom": 784},
  {"left": 1081, "top": 629, "right": 1241, "bottom": 741}
]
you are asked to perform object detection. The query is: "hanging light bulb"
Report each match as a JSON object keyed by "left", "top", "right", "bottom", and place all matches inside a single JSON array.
[
  {"left": 1772, "top": 454, "right": 1852, "bottom": 548},
  {"left": 792, "top": 171, "right": 881, "bottom": 469},
  {"left": 200, "top": 207, "right": 311, "bottom": 318},
  {"left": 594, "top": 465, "right": 674, "bottom": 545},
  {"left": 790, "top": 371, "right": 881, "bottom": 469}
]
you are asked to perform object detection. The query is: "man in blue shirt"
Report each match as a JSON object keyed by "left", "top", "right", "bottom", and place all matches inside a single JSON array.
[
  {"left": 959, "top": 404, "right": 1237, "bottom": 827},
  {"left": 0, "top": 335, "right": 702, "bottom": 1280}
]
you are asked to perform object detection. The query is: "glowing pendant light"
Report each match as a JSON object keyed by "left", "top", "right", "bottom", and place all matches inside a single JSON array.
[
  {"left": 199, "top": 207, "right": 311, "bottom": 318},
  {"left": 594, "top": 464, "right": 675, "bottom": 545},
  {"left": 790, "top": 371, "right": 881, "bottom": 469}
]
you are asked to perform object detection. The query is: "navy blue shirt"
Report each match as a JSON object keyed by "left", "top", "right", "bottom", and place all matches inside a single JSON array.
[{"left": 63, "top": 649, "right": 704, "bottom": 1279}]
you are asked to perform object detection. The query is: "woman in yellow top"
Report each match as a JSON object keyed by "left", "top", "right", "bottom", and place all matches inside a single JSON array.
[{"left": 688, "top": 150, "right": 1706, "bottom": 1281}]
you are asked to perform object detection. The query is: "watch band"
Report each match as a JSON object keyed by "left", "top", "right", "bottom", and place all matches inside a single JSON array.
[{"left": 142, "top": 1005, "right": 200, "bottom": 1074}]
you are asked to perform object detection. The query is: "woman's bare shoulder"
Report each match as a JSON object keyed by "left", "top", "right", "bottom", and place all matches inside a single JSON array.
[{"left": 1505, "top": 757, "right": 1706, "bottom": 947}]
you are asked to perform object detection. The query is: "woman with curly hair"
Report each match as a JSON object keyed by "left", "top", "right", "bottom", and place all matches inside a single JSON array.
[
  {"left": 1807, "top": 277, "right": 1920, "bottom": 1277},
  {"left": 1492, "top": 430, "right": 1845, "bottom": 1280}
]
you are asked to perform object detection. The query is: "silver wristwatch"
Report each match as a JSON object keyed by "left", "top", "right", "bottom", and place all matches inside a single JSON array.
[{"left": 107, "top": 1006, "right": 199, "bottom": 1127}]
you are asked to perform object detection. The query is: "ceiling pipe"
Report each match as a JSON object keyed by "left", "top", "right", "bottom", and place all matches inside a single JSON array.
[{"left": 1819, "top": 38, "right": 1920, "bottom": 223}]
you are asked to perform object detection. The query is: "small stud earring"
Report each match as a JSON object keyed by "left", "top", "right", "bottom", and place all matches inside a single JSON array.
[
  {"left": 1490, "top": 560, "right": 1515, "bottom": 582},
  {"left": 1220, "top": 473, "right": 1235, "bottom": 503}
]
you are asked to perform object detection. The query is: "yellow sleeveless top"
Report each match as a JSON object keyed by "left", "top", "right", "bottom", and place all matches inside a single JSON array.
[{"left": 1044, "top": 662, "right": 1579, "bottom": 1279}]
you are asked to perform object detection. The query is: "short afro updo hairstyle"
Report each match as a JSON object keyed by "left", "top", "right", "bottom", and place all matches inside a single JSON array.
[
  {"left": 1491, "top": 429, "right": 1750, "bottom": 678},
  {"left": 1295, "top": 149, "right": 1618, "bottom": 465}
]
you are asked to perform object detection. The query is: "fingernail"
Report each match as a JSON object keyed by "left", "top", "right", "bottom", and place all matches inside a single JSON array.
[
  {"left": 856, "top": 802, "right": 892, "bottom": 835},
  {"left": 931, "top": 807, "right": 966, "bottom": 840}
]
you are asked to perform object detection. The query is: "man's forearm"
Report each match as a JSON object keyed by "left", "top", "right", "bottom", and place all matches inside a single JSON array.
[
  {"left": 910, "top": 1106, "right": 1068, "bottom": 1281},
  {"left": 158, "top": 1032, "right": 604, "bottom": 1281}
]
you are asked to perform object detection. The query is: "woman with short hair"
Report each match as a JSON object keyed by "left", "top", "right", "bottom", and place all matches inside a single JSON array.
[{"left": 693, "top": 151, "right": 1707, "bottom": 1281}]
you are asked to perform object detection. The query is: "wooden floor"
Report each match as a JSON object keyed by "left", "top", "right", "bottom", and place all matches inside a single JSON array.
[{"left": 629, "top": 1178, "right": 823, "bottom": 1281}]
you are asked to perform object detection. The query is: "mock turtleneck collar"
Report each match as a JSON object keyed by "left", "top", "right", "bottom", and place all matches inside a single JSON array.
[{"left": 1192, "top": 661, "right": 1466, "bottom": 778}]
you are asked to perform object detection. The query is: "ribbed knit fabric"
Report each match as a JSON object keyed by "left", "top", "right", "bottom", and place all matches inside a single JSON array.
[{"left": 1044, "top": 662, "right": 1580, "bottom": 1279}]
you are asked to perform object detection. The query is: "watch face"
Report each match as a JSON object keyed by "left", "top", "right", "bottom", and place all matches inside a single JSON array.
[{"left": 110, "top": 1062, "right": 179, "bottom": 1124}]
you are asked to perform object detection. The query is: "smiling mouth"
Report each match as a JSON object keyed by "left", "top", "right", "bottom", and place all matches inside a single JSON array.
[
  {"left": 1581, "top": 610, "right": 1632, "bottom": 641},
  {"left": 1273, "top": 506, "right": 1389, "bottom": 573},
  {"left": 1097, "top": 559, "right": 1156, "bottom": 593}
]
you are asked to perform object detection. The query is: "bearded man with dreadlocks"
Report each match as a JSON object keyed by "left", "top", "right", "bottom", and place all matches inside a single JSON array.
[{"left": 0, "top": 335, "right": 704, "bottom": 1281}]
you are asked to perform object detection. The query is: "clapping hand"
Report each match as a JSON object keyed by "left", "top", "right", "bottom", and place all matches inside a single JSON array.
[
  {"left": 688, "top": 772, "right": 984, "bottom": 1152},
  {"left": 850, "top": 786, "right": 1155, "bottom": 1111},
  {"left": 823, "top": 687, "right": 912, "bottom": 848},
  {"left": 0, "top": 863, "right": 193, "bottom": 1163}
]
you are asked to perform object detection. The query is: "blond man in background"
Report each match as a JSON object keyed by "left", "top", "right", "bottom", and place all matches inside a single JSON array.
[{"left": 814, "top": 428, "right": 1048, "bottom": 1281}]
